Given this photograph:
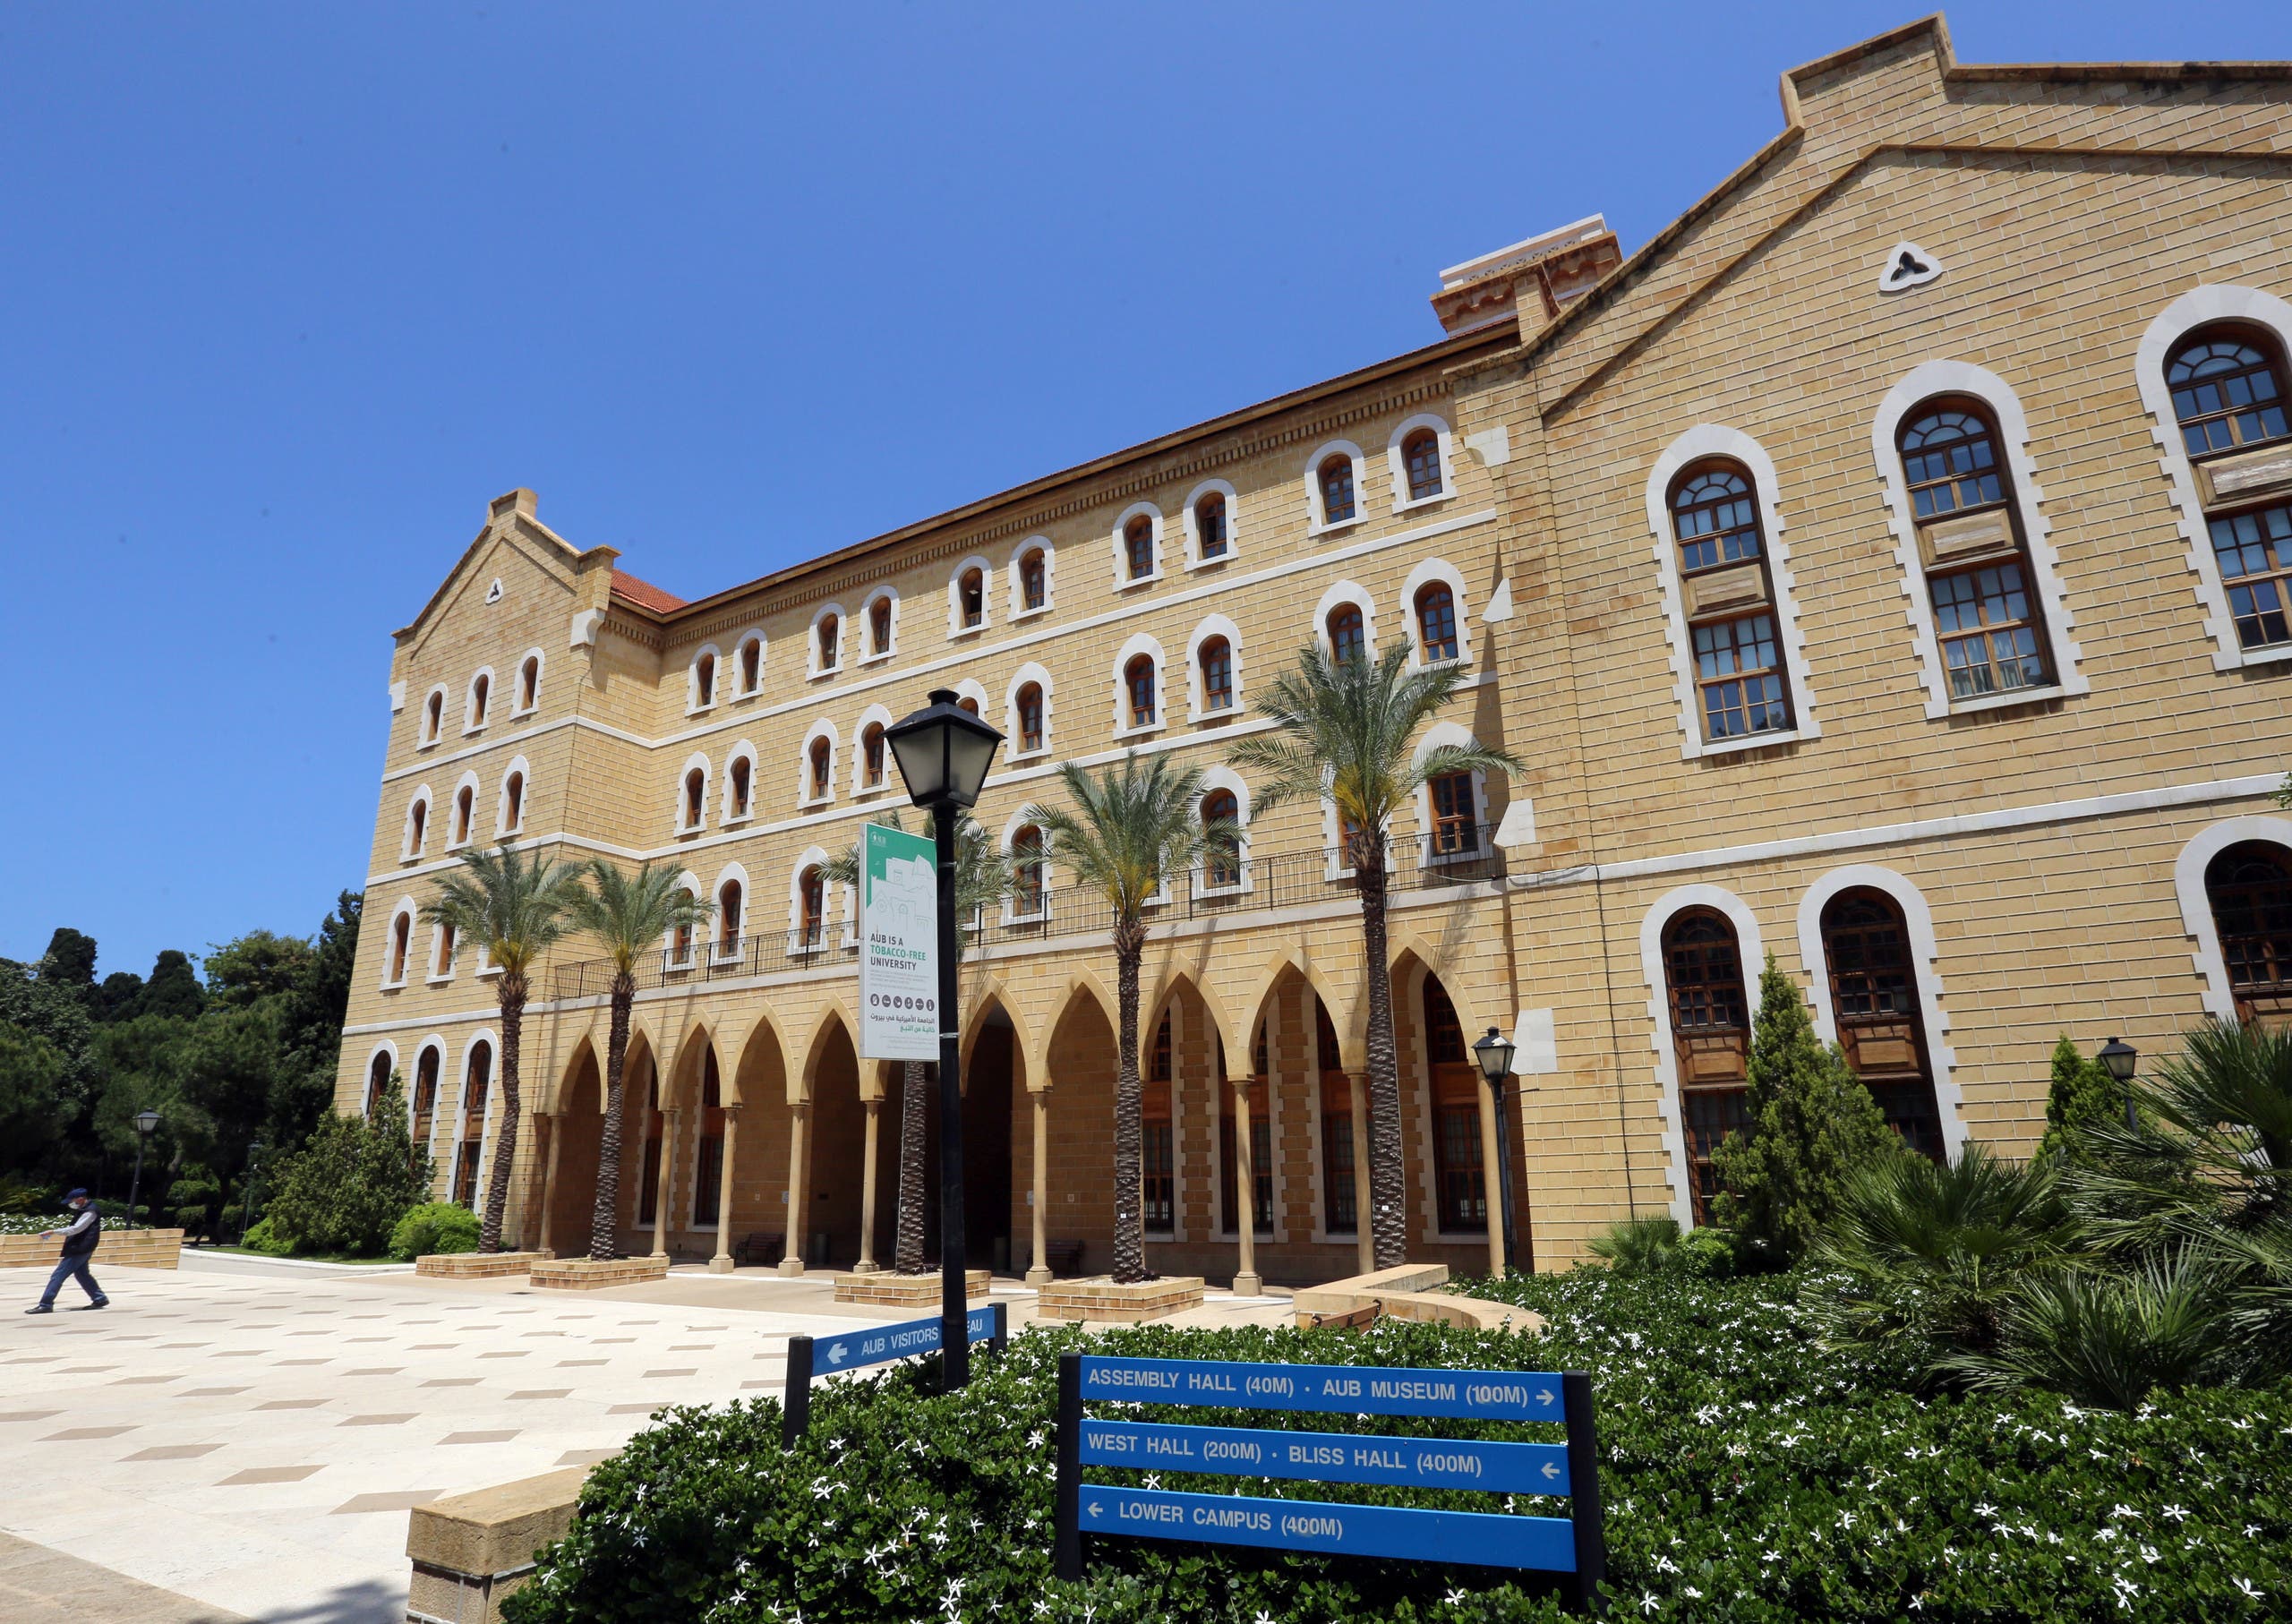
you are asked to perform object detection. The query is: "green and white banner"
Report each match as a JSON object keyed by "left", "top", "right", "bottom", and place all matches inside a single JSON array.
[{"left": 859, "top": 821, "right": 939, "bottom": 1061}]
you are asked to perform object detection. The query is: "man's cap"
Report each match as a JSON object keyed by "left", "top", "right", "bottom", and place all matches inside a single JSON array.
[{"left": 64, "top": 1189, "right": 89, "bottom": 1201}]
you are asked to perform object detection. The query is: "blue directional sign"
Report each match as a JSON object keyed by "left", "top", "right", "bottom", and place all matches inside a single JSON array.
[
  {"left": 809, "top": 1305, "right": 999, "bottom": 1377},
  {"left": 1078, "top": 1418, "right": 1569, "bottom": 1494},
  {"left": 1078, "top": 1355, "right": 1565, "bottom": 1421},
  {"left": 1076, "top": 1484, "right": 1577, "bottom": 1572}
]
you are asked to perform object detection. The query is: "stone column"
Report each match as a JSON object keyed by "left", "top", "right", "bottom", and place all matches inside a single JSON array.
[
  {"left": 708, "top": 1106, "right": 741, "bottom": 1274},
  {"left": 650, "top": 1109, "right": 679, "bottom": 1261},
  {"left": 1231, "top": 1075, "right": 1261, "bottom": 1296},
  {"left": 1026, "top": 1088, "right": 1050, "bottom": 1286},
  {"left": 1475, "top": 1080, "right": 1506, "bottom": 1278},
  {"left": 533, "top": 1113, "right": 561, "bottom": 1259},
  {"left": 1347, "top": 1072, "right": 1373, "bottom": 1276},
  {"left": 854, "top": 1098, "right": 882, "bottom": 1273},
  {"left": 778, "top": 1101, "right": 811, "bottom": 1276}
]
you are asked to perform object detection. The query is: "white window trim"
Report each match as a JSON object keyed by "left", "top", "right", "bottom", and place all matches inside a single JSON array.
[
  {"left": 951, "top": 677, "right": 989, "bottom": 717},
  {"left": 1311, "top": 579, "right": 1379, "bottom": 662},
  {"left": 711, "top": 862, "right": 750, "bottom": 963},
  {"left": 418, "top": 686, "right": 448, "bottom": 748},
  {"left": 1007, "top": 537, "right": 1056, "bottom": 621},
  {"left": 1184, "top": 613, "right": 1244, "bottom": 722},
  {"left": 456, "top": 1032, "right": 501, "bottom": 1215},
  {"left": 510, "top": 648, "right": 546, "bottom": 717},
  {"left": 1304, "top": 440, "right": 1368, "bottom": 536},
  {"left": 675, "top": 751, "right": 712, "bottom": 833},
  {"left": 858, "top": 586, "right": 900, "bottom": 665},
  {"left": 381, "top": 899, "right": 420, "bottom": 989},
  {"left": 1645, "top": 423, "right": 1822, "bottom": 760},
  {"left": 1192, "top": 767, "right": 1252, "bottom": 897},
  {"left": 1318, "top": 779, "right": 1374, "bottom": 882},
  {"left": 1387, "top": 412, "right": 1458, "bottom": 514},
  {"left": 798, "top": 721, "right": 839, "bottom": 808},
  {"left": 493, "top": 756, "right": 531, "bottom": 838},
  {"left": 947, "top": 554, "right": 996, "bottom": 640},
  {"left": 663, "top": 870, "right": 704, "bottom": 967},
  {"left": 446, "top": 771, "right": 483, "bottom": 850},
  {"left": 2135, "top": 283, "right": 2292, "bottom": 672},
  {"left": 2173, "top": 815, "right": 2292, "bottom": 1022},
  {"left": 1794, "top": 864, "right": 1965, "bottom": 1161},
  {"left": 1111, "top": 631, "right": 1167, "bottom": 739},
  {"left": 720, "top": 740, "right": 759, "bottom": 825},
  {"left": 787, "top": 845, "right": 834, "bottom": 956},
  {"left": 851, "top": 704, "right": 896, "bottom": 797},
  {"left": 1870, "top": 360, "right": 2089, "bottom": 716},
  {"left": 1180, "top": 479, "right": 1239, "bottom": 569},
  {"left": 406, "top": 1036, "right": 448, "bottom": 1156},
  {"left": 1110, "top": 501, "right": 1165, "bottom": 590},
  {"left": 400, "top": 786, "right": 433, "bottom": 863},
  {"left": 1400, "top": 557, "right": 1475, "bottom": 669},
  {"left": 685, "top": 643, "right": 723, "bottom": 715},
  {"left": 360, "top": 1040, "right": 400, "bottom": 1116},
  {"left": 426, "top": 921, "right": 458, "bottom": 984},
  {"left": 1004, "top": 662, "right": 1055, "bottom": 762},
  {"left": 475, "top": 944, "right": 501, "bottom": 980},
  {"left": 462, "top": 667, "right": 496, "bottom": 736},
  {"left": 808, "top": 603, "right": 846, "bottom": 680},
  {"left": 1409, "top": 722, "right": 1492, "bottom": 868},
  {"left": 731, "top": 629, "right": 768, "bottom": 697},
  {"left": 999, "top": 808, "right": 1052, "bottom": 925},
  {"left": 1636, "top": 885, "right": 1764, "bottom": 1228}
]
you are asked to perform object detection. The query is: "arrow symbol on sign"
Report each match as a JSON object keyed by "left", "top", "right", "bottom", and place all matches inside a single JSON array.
[
  {"left": 1537, "top": 1388, "right": 1555, "bottom": 1406},
  {"left": 1087, "top": 1500, "right": 1103, "bottom": 1518},
  {"left": 826, "top": 1341, "right": 849, "bottom": 1366},
  {"left": 1542, "top": 1461, "right": 1561, "bottom": 1480}
]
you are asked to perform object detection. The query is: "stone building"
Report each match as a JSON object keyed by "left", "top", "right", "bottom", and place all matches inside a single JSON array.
[{"left": 336, "top": 16, "right": 2292, "bottom": 1280}]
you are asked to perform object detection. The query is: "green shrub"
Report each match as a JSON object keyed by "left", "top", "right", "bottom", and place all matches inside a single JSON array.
[
  {"left": 390, "top": 1201, "right": 480, "bottom": 1261},
  {"left": 261, "top": 1080, "right": 430, "bottom": 1256},
  {"left": 504, "top": 1269, "right": 2292, "bottom": 1623},
  {"left": 239, "top": 1216, "right": 294, "bottom": 1255},
  {"left": 2037, "top": 1035, "right": 2126, "bottom": 1163},
  {"left": 1943, "top": 1249, "right": 2244, "bottom": 1409},
  {"left": 1586, "top": 1215, "right": 1734, "bottom": 1278}
]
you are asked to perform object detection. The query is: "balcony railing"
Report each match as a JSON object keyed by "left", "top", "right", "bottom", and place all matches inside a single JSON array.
[{"left": 548, "top": 838, "right": 1503, "bottom": 1001}]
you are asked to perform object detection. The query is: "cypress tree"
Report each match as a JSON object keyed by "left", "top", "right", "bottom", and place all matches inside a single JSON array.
[{"left": 2034, "top": 1034, "right": 2124, "bottom": 1162}]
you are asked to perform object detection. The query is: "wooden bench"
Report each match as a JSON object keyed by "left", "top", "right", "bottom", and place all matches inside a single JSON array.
[
  {"left": 1043, "top": 1239, "right": 1083, "bottom": 1277},
  {"left": 736, "top": 1231, "right": 784, "bottom": 1268}
]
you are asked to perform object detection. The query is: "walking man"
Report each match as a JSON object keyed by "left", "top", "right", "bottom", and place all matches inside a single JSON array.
[{"left": 25, "top": 1189, "right": 107, "bottom": 1313}]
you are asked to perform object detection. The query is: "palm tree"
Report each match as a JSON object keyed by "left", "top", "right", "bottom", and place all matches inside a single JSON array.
[
  {"left": 1232, "top": 642, "right": 1519, "bottom": 1269},
  {"left": 419, "top": 842, "right": 586, "bottom": 1252},
  {"left": 1022, "top": 754, "right": 1236, "bottom": 1284},
  {"left": 563, "top": 859, "right": 714, "bottom": 1261},
  {"left": 823, "top": 811, "right": 1007, "bottom": 1274}
]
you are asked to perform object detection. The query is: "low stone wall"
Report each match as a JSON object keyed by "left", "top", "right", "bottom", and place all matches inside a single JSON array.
[
  {"left": 1035, "top": 1275, "right": 1206, "bottom": 1324},
  {"left": 1291, "top": 1263, "right": 1541, "bottom": 1335},
  {"left": 415, "top": 1250, "right": 547, "bottom": 1280},
  {"left": 0, "top": 1229, "right": 183, "bottom": 1270},
  {"left": 406, "top": 1466, "right": 590, "bottom": 1624},
  {"left": 529, "top": 1256, "right": 671, "bottom": 1291},
  {"left": 834, "top": 1269, "right": 990, "bottom": 1307}
]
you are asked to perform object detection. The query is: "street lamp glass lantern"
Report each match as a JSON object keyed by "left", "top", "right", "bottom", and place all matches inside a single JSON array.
[
  {"left": 885, "top": 688, "right": 1004, "bottom": 809},
  {"left": 2098, "top": 1037, "right": 2137, "bottom": 1083},
  {"left": 1473, "top": 1026, "right": 1517, "bottom": 1087},
  {"left": 133, "top": 1109, "right": 161, "bottom": 1137}
]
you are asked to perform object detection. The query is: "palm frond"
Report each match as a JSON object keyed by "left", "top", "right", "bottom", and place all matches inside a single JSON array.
[
  {"left": 565, "top": 859, "right": 714, "bottom": 974},
  {"left": 419, "top": 843, "right": 586, "bottom": 975},
  {"left": 1019, "top": 753, "right": 1223, "bottom": 925}
]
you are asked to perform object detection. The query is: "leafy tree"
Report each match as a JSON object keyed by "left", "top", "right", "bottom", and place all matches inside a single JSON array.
[
  {"left": 423, "top": 844, "right": 584, "bottom": 1252},
  {"left": 1230, "top": 641, "right": 1519, "bottom": 1268},
  {"left": 96, "top": 970, "right": 146, "bottom": 1021},
  {"left": 0, "top": 1024, "right": 66, "bottom": 1171},
  {"left": 563, "top": 861, "right": 713, "bottom": 1261},
  {"left": 42, "top": 928, "right": 99, "bottom": 1004},
  {"left": 203, "top": 931, "right": 316, "bottom": 1007},
  {"left": 136, "top": 949, "right": 207, "bottom": 1021},
  {"left": 261, "top": 1078, "right": 428, "bottom": 1255},
  {"left": 2035, "top": 1034, "right": 2125, "bottom": 1164},
  {"left": 1022, "top": 756, "right": 1232, "bottom": 1284},
  {"left": 1712, "top": 953, "right": 1903, "bottom": 1265},
  {"left": 823, "top": 812, "right": 1007, "bottom": 1274}
]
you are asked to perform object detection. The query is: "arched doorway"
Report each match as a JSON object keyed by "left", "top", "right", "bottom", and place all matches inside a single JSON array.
[
  {"left": 1818, "top": 889, "right": 1944, "bottom": 1158},
  {"left": 2206, "top": 841, "right": 2292, "bottom": 1029},
  {"left": 1420, "top": 976, "right": 1485, "bottom": 1239},
  {"left": 545, "top": 1043, "right": 604, "bottom": 1255}
]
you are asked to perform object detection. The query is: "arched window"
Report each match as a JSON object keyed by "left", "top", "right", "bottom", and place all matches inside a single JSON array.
[
  {"left": 1402, "top": 428, "right": 1444, "bottom": 500},
  {"left": 452, "top": 785, "right": 475, "bottom": 845},
  {"left": 868, "top": 596, "right": 893, "bottom": 656},
  {"left": 682, "top": 767, "right": 706, "bottom": 829},
  {"left": 1326, "top": 604, "right": 1365, "bottom": 667},
  {"left": 959, "top": 568, "right": 985, "bottom": 629},
  {"left": 411, "top": 1046, "right": 440, "bottom": 1156},
  {"left": 1143, "top": 1011, "right": 1175, "bottom": 1235},
  {"left": 1819, "top": 890, "right": 1944, "bottom": 1159},
  {"left": 1319, "top": 455, "right": 1356, "bottom": 526},
  {"left": 739, "top": 637, "right": 763, "bottom": 693},
  {"left": 1199, "top": 637, "right": 1234, "bottom": 712},
  {"left": 717, "top": 880, "right": 743, "bottom": 956},
  {"left": 692, "top": 1048, "right": 724, "bottom": 1227},
  {"left": 1012, "top": 826, "right": 1046, "bottom": 917},
  {"left": 453, "top": 1040, "right": 492, "bottom": 1208},
  {"left": 1196, "top": 492, "right": 1227, "bottom": 560},
  {"left": 1661, "top": 910, "right": 1749, "bottom": 1224},
  {"left": 808, "top": 736, "right": 833, "bottom": 800},
  {"left": 1202, "top": 790, "right": 1241, "bottom": 889},
  {"left": 1670, "top": 461, "right": 1792, "bottom": 741},
  {"left": 433, "top": 921, "right": 457, "bottom": 979},
  {"left": 2169, "top": 327, "right": 2291, "bottom": 459},
  {"left": 388, "top": 911, "right": 411, "bottom": 984},
  {"left": 862, "top": 722, "right": 886, "bottom": 789},
  {"left": 1019, "top": 547, "right": 1048, "bottom": 612},
  {"left": 365, "top": 1050, "right": 391, "bottom": 1121},
  {"left": 422, "top": 690, "right": 444, "bottom": 745},
  {"left": 517, "top": 655, "right": 541, "bottom": 712},
  {"left": 406, "top": 797, "right": 428, "bottom": 859},
  {"left": 1897, "top": 403, "right": 2052, "bottom": 698},
  {"left": 817, "top": 613, "right": 841, "bottom": 671},
  {"left": 728, "top": 756, "right": 752, "bottom": 819},
  {"left": 1415, "top": 583, "right": 1458, "bottom": 662},
  {"left": 467, "top": 673, "right": 490, "bottom": 730},
  {"left": 500, "top": 770, "right": 525, "bottom": 833},
  {"left": 1424, "top": 977, "right": 1484, "bottom": 1233},
  {"left": 2205, "top": 842, "right": 2292, "bottom": 1028},
  {"left": 1016, "top": 683, "right": 1045, "bottom": 753},
  {"left": 1125, "top": 654, "right": 1158, "bottom": 729},
  {"left": 1125, "top": 515, "right": 1155, "bottom": 581},
  {"left": 797, "top": 866, "right": 826, "bottom": 950},
  {"left": 957, "top": 694, "right": 980, "bottom": 716},
  {"left": 1425, "top": 771, "right": 1478, "bottom": 856},
  {"left": 694, "top": 652, "right": 716, "bottom": 708},
  {"left": 671, "top": 902, "right": 696, "bottom": 967}
]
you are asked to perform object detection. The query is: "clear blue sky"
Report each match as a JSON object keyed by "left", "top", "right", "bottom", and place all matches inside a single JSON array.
[{"left": 4, "top": 3, "right": 2288, "bottom": 981}]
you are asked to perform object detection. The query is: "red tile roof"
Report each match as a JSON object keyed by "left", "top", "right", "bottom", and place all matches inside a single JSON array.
[{"left": 611, "top": 569, "right": 686, "bottom": 614}]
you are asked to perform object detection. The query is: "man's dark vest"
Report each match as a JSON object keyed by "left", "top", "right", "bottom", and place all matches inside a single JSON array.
[{"left": 61, "top": 1213, "right": 99, "bottom": 1258}]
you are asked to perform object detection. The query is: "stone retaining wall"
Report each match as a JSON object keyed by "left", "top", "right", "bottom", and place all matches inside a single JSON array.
[
  {"left": 528, "top": 1256, "right": 671, "bottom": 1291},
  {"left": 0, "top": 1229, "right": 183, "bottom": 1270},
  {"left": 834, "top": 1269, "right": 990, "bottom": 1307},
  {"left": 406, "top": 1466, "right": 590, "bottom": 1624},
  {"left": 1291, "top": 1262, "right": 1541, "bottom": 1334},
  {"left": 1034, "top": 1274, "right": 1206, "bottom": 1323},
  {"left": 415, "top": 1250, "right": 547, "bottom": 1280}
]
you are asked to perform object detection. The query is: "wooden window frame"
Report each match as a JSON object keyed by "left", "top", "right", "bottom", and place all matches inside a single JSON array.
[
  {"left": 1897, "top": 399, "right": 2055, "bottom": 700},
  {"left": 1669, "top": 458, "right": 1793, "bottom": 743}
]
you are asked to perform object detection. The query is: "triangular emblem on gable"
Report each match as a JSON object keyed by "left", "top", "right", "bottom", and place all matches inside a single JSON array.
[
  {"left": 1878, "top": 242, "right": 1943, "bottom": 294},
  {"left": 485, "top": 577, "right": 505, "bottom": 604}
]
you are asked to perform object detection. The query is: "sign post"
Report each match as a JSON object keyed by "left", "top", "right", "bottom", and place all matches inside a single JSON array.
[
  {"left": 858, "top": 821, "right": 939, "bottom": 1064},
  {"left": 782, "top": 1302, "right": 1006, "bottom": 1448}
]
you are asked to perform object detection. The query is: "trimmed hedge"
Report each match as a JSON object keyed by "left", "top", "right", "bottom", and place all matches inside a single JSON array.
[{"left": 506, "top": 1270, "right": 2289, "bottom": 1622}]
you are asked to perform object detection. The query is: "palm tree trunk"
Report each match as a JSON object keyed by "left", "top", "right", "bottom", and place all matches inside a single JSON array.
[
  {"left": 1357, "top": 855, "right": 1408, "bottom": 1269},
  {"left": 481, "top": 975, "right": 527, "bottom": 1254},
  {"left": 1111, "top": 919, "right": 1150, "bottom": 1284},
  {"left": 894, "top": 1057, "right": 928, "bottom": 1273},
  {"left": 587, "top": 975, "right": 635, "bottom": 1261}
]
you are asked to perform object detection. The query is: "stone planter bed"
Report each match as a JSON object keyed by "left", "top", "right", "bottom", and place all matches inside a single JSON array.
[
  {"left": 528, "top": 1256, "right": 672, "bottom": 1291},
  {"left": 834, "top": 1269, "right": 990, "bottom": 1307},
  {"left": 415, "top": 1250, "right": 548, "bottom": 1280},
  {"left": 1033, "top": 1274, "right": 1205, "bottom": 1323},
  {"left": 0, "top": 1228, "right": 183, "bottom": 1270}
]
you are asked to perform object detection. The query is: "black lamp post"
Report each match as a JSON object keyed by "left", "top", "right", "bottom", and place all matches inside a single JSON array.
[
  {"left": 128, "top": 1109, "right": 160, "bottom": 1232},
  {"left": 2098, "top": 1037, "right": 2138, "bottom": 1131},
  {"left": 1471, "top": 1026, "right": 1519, "bottom": 1277},
  {"left": 884, "top": 688, "right": 1004, "bottom": 1389},
  {"left": 241, "top": 1141, "right": 265, "bottom": 1243}
]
